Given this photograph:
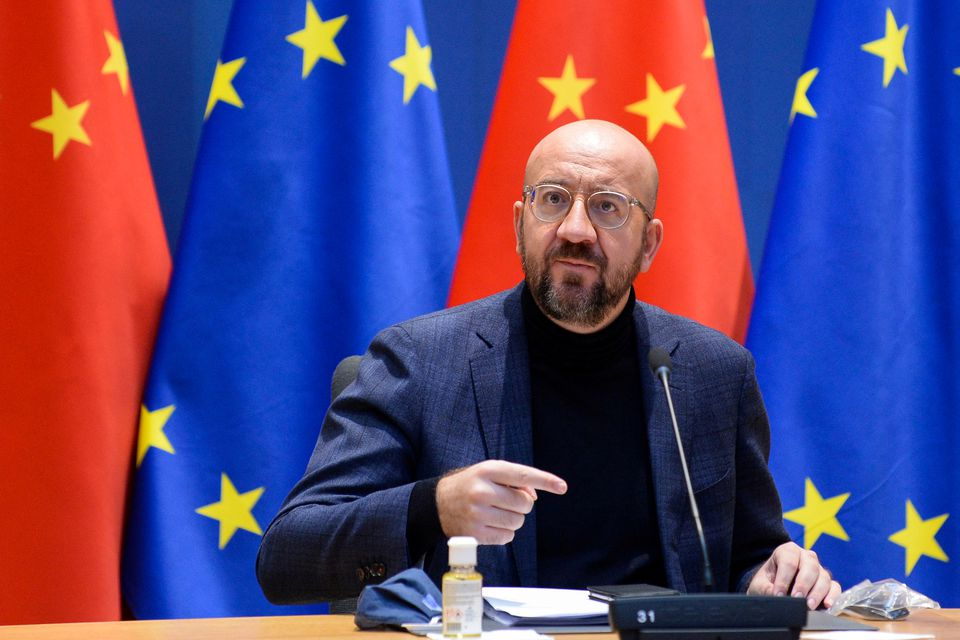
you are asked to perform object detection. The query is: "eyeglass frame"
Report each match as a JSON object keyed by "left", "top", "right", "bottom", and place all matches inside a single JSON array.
[{"left": 521, "top": 183, "right": 653, "bottom": 230}]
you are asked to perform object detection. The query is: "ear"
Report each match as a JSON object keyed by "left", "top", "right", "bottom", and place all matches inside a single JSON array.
[
  {"left": 638, "top": 218, "right": 664, "bottom": 273},
  {"left": 513, "top": 200, "right": 524, "bottom": 255}
]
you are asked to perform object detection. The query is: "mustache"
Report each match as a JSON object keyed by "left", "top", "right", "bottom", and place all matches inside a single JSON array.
[{"left": 546, "top": 242, "right": 607, "bottom": 269}]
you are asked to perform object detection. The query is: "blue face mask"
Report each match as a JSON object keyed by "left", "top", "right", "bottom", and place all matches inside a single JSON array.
[{"left": 354, "top": 568, "right": 443, "bottom": 629}]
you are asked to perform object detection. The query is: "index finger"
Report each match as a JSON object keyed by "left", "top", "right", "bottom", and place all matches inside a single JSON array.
[
  {"left": 483, "top": 460, "right": 568, "bottom": 495},
  {"left": 772, "top": 549, "right": 800, "bottom": 597}
]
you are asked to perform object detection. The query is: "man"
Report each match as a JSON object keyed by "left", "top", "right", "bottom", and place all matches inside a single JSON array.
[{"left": 257, "top": 120, "right": 840, "bottom": 610}]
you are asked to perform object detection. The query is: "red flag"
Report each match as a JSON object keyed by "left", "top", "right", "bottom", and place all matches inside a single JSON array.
[
  {"left": 449, "top": 0, "right": 752, "bottom": 341},
  {"left": 0, "top": 4, "right": 169, "bottom": 624}
]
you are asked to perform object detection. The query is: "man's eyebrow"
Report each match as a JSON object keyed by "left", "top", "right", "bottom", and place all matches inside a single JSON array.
[
  {"left": 593, "top": 183, "right": 624, "bottom": 192},
  {"left": 535, "top": 176, "right": 575, "bottom": 186},
  {"left": 535, "top": 177, "right": 625, "bottom": 193}
]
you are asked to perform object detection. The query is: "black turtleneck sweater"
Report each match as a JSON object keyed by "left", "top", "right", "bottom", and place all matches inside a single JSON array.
[{"left": 521, "top": 285, "right": 665, "bottom": 588}]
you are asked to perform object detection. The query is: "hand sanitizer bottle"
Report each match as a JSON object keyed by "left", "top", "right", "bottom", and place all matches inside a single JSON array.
[{"left": 442, "top": 536, "right": 483, "bottom": 637}]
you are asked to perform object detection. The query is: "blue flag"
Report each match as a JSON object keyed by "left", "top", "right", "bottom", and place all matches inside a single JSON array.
[
  {"left": 748, "top": 2, "right": 959, "bottom": 605},
  {"left": 122, "top": 0, "right": 460, "bottom": 617}
]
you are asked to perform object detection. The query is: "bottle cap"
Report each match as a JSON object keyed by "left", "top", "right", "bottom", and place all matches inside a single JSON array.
[{"left": 447, "top": 536, "right": 478, "bottom": 566}]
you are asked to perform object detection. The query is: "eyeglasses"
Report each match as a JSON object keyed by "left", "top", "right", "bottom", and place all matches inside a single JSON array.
[{"left": 522, "top": 183, "right": 651, "bottom": 230}]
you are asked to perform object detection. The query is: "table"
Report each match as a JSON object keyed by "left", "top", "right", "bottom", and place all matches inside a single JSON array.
[{"left": 0, "top": 611, "right": 957, "bottom": 639}]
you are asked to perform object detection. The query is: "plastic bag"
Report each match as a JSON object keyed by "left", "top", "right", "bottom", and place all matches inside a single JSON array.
[{"left": 827, "top": 578, "right": 940, "bottom": 620}]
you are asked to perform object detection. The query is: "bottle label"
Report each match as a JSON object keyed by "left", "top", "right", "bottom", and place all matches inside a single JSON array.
[{"left": 442, "top": 578, "right": 482, "bottom": 636}]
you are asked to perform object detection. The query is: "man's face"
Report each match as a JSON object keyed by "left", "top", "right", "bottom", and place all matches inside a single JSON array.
[
  {"left": 513, "top": 124, "right": 661, "bottom": 331},
  {"left": 517, "top": 207, "right": 648, "bottom": 328}
]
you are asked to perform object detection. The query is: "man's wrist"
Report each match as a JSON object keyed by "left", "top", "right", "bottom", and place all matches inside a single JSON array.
[{"left": 406, "top": 477, "right": 443, "bottom": 561}]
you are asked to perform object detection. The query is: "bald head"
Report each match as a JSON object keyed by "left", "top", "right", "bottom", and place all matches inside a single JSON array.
[
  {"left": 513, "top": 119, "right": 665, "bottom": 333},
  {"left": 524, "top": 120, "right": 659, "bottom": 214}
]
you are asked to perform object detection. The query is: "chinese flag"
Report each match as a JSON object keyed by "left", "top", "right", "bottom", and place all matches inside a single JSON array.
[
  {"left": 0, "top": 3, "right": 170, "bottom": 624},
  {"left": 449, "top": 0, "right": 752, "bottom": 341}
]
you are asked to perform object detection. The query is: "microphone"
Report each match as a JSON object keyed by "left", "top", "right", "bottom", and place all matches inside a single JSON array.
[
  {"left": 647, "top": 347, "right": 672, "bottom": 383},
  {"left": 647, "top": 348, "right": 713, "bottom": 592},
  {"left": 606, "top": 349, "right": 807, "bottom": 639}
]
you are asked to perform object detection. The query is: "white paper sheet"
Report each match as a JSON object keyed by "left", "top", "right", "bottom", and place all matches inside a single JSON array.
[
  {"left": 481, "top": 587, "right": 608, "bottom": 619},
  {"left": 428, "top": 630, "right": 551, "bottom": 640},
  {"left": 803, "top": 632, "right": 934, "bottom": 639}
]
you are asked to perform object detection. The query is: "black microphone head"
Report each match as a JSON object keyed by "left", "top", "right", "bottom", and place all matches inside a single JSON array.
[{"left": 648, "top": 347, "right": 672, "bottom": 376}]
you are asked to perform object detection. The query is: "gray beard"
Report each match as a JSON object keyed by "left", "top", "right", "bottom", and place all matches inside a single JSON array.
[
  {"left": 518, "top": 226, "right": 646, "bottom": 328},
  {"left": 535, "top": 267, "right": 616, "bottom": 326}
]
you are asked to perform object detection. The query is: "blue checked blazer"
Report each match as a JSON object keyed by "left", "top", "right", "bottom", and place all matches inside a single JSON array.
[{"left": 257, "top": 285, "right": 789, "bottom": 603}]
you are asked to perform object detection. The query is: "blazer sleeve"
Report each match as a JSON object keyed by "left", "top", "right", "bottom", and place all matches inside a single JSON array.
[
  {"left": 256, "top": 325, "right": 426, "bottom": 603},
  {"left": 731, "top": 352, "right": 791, "bottom": 592}
]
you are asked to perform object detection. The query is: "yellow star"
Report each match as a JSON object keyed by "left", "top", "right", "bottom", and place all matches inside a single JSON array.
[
  {"left": 30, "top": 89, "right": 91, "bottom": 159},
  {"left": 783, "top": 478, "right": 850, "bottom": 549},
  {"left": 286, "top": 2, "right": 347, "bottom": 78},
  {"left": 388, "top": 26, "right": 436, "bottom": 104},
  {"left": 701, "top": 16, "right": 714, "bottom": 60},
  {"left": 537, "top": 55, "right": 596, "bottom": 121},
  {"left": 790, "top": 67, "right": 819, "bottom": 123},
  {"left": 195, "top": 473, "right": 265, "bottom": 549},
  {"left": 954, "top": 67, "right": 960, "bottom": 76},
  {"left": 204, "top": 57, "right": 246, "bottom": 120},
  {"left": 101, "top": 30, "right": 129, "bottom": 95},
  {"left": 861, "top": 8, "right": 908, "bottom": 88},
  {"left": 889, "top": 500, "right": 949, "bottom": 576},
  {"left": 625, "top": 73, "right": 686, "bottom": 142},
  {"left": 137, "top": 404, "right": 176, "bottom": 467}
]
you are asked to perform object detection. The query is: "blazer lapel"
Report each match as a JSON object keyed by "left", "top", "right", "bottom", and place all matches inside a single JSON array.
[
  {"left": 634, "top": 303, "right": 689, "bottom": 591},
  {"left": 469, "top": 287, "right": 538, "bottom": 586}
]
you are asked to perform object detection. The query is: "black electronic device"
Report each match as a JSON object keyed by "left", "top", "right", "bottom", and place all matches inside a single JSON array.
[
  {"left": 588, "top": 583, "right": 679, "bottom": 603},
  {"left": 609, "top": 593, "right": 807, "bottom": 640}
]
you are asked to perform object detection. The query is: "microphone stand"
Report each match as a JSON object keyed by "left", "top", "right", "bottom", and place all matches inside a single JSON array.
[
  {"left": 654, "top": 363, "right": 713, "bottom": 592},
  {"left": 607, "top": 350, "right": 807, "bottom": 639}
]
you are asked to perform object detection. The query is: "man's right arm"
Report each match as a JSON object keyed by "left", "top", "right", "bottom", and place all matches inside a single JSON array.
[
  {"left": 256, "top": 326, "right": 426, "bottom": 603},
  {"left": 255, "top": 320, "right": 565, "bottom": 602}
]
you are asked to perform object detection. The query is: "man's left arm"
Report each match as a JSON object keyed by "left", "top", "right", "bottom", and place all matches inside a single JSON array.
[
  {"left": 732, "top": 352, "right": 841, "bottom": 609},
  {"left": 727, "top": 350, "right": 789, "bottom": 591}
]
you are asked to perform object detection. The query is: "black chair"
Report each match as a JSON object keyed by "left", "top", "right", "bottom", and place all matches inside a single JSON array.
[
  {"left": 331, "top": 355, "right": 362, "bottom": 402},
  {"left": 327, "top": 355, "right": 362, "bottom": 615}
]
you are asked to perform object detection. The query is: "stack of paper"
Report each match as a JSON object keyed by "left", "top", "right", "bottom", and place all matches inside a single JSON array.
[{"left": 482, "top": 587, "right": 609, "bottom": 627}]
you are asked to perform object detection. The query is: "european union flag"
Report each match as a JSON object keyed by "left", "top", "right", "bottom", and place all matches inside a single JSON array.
[
  {"left": 122, "top": 0, "right": 460, "bottom": 617},
  {"left": 748, "top": 2, "right": 959, "bottom": 605}
]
